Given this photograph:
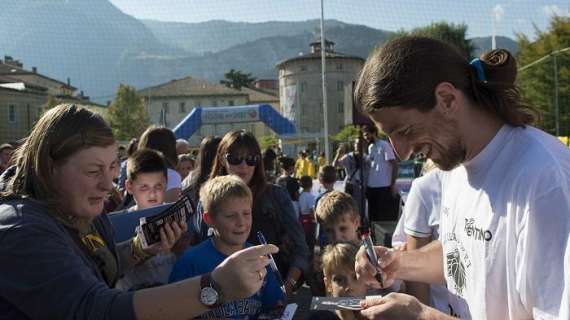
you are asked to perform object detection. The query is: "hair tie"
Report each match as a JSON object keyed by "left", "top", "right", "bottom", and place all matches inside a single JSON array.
[{"left": 470, "top": 58, "right": 487, "bottom": 83}]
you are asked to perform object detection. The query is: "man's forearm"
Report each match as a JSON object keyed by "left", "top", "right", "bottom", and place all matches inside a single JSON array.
[
  {"left": 396, "top": 240, "right": 445, "bottom": 285},
  {"left": 419, "top": 305, "right": 457, "bottom": 320}
]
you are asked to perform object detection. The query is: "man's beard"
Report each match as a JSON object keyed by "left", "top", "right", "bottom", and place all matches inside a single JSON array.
[{"left": 430, "top": 119, "right": 465, "bottom": 171}]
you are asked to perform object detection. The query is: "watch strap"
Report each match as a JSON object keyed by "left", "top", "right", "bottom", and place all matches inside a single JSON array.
[{"left": 200, "top": 273, "right": 222, "bottom": 308}]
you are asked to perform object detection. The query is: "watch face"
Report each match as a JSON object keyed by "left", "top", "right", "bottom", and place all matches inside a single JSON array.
[{"left": 200, "top": 286, "right": 219, "bottom": 306}]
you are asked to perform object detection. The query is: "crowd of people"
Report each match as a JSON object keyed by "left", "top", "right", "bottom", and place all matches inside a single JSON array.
[{"left": 0, "top": 36, "right": 569, "bottom": 320}]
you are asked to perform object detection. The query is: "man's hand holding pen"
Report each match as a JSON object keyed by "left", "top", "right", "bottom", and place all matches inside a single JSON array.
[{"left": 354, "top": 244, "right": 400, "bottom": 289}]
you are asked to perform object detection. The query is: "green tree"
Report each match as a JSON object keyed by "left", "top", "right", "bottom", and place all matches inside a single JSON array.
[
  {"left": 108, "top": 84, "right": 151, "bottom": 141},
  {"left": 517, "top": 16, "right": 570, "bottom": 137},
  {"left": 220, "top": 69, "right": 256, "bottom": 90},
  {"left": 391, "top": 21, "right": 475, "bottom": 58},
  {"left": 259, "top": 135, "right": 279, "bottom": 150},
  {"left": 43, "top": 95, "right": 60, "bottom": 112},
  {"left": 332, "top": 125, "right": 360, "bottom": 143}
]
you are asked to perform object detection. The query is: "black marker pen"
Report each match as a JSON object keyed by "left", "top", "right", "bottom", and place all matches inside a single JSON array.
[{"left": 361, "top": 230, "right": 384, "bottom": 287}]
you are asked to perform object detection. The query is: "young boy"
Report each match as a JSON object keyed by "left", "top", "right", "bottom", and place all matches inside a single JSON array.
[
  {"left": 315, "top": 165, "right": 337, "bottom": 210},
  {"left": 310, "top": 191, "right": 361, "bottom": 296},
  {"left": 116, "top": 148, "right": 175, "bottom": 290},
  {"left": 169, "top": 175, "right": 285, "bottom": 319},
  {"left": 314, "top": 165, "right": 339, "bottom": 249},
  {"left": 299, "top": 175, "right": 316, "bottom": 249},
  {"left": 124, "top": 149, "right": 168, "bottom": 211},
  {"left": 322, "top": 242, "right": 368, "bottom": 320},
  {"left": 315, "top": 191, "right": 360, "bottom": 244}
]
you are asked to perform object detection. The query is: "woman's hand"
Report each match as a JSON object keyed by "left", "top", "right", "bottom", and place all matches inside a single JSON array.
[
  {"left": 211, "top": 244, "right": 279, "bottom": 302},
  {"left": 143, "top": 220, "right": 188, "bottom": 256}
]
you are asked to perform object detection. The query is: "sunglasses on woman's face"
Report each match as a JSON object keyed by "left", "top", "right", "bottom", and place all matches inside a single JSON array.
[{"left": 225, "top": 153, "right": 260, "bottom": 166}]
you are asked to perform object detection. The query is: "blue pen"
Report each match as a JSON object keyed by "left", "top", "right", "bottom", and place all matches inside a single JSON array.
[{"left": 256, "top": 231, "right": 287, "bottom": 296}]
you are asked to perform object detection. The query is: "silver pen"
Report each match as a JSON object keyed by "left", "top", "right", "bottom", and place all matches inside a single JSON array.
[
  {"left": 256, "top": 231, "right": 287, "bottom": 296},
  {"left": 361, "top": 230, "right": 384, "bottom": 287}
]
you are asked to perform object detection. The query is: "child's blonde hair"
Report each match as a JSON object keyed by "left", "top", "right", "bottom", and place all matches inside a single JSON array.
[
  {"left": 315, "top": 191, "right": 359, "bottom": 226},
  {"left": 321, "top": 241, "right": 360, "bottom": 278},
  {"left": 199, "top": 175, "right": 252, "bottom": 215}
]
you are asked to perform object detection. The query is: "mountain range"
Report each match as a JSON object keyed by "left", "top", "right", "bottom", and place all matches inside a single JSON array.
[{"left": 0, "top": 0, "right": 518, "bottom": 103}]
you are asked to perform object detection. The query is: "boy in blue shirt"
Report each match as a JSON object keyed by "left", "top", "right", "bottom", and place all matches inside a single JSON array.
[{"left": 169, "top": 175, "right": 285, "bottom": 319}]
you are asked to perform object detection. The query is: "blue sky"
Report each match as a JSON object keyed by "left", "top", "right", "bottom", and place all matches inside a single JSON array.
[{"left": 109, "top": 0, "right": 569, "bottom": 39}]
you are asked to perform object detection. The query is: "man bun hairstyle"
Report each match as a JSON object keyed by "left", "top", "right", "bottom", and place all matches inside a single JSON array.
[{"left": 354, "top": 36, "right": 537, "bottom": 127}]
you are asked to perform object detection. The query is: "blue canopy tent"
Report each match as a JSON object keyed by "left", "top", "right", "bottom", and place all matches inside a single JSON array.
[{"left": 172, "top": 104, "right": 296, "bottom": 139}]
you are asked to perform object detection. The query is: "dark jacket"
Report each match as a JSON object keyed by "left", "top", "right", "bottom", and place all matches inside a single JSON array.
[{"left": 0, "top": 199, "right": 135, "bottom": 320}]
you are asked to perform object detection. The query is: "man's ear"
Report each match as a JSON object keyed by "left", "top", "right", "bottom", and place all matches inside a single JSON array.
[
  {"left": 203, "top": 211, "right": 213, "bottom": 226},
  {"left": 434, "top": 82, "right": 459, "bottom": 117}
]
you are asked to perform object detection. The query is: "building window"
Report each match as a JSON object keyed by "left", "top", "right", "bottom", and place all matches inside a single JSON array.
[
  {"left": 300, "top": 82, "right": 307, "bottom": 92},
  {"left": 338, "top": 102, "right": 344, "bottom": 113},
  {"left": 162, "top": 102, "right": 169, "bottom": 114},
  {"left": 337, "top": 81, "right": 344, "bottom": 92},
  {"left": 336, "top": 63, "right": 343, "bottom": 70},
  {"left": 229, "top": 100, "right": 235, "bottom": 106},
  {"left": 8, "top": 105, "right": 16, "bottom": 122},
  {"left": 211, "top": 100, "right": 218, "bottom": 107},
  {"left": 300, "top": 65, "right": 307, "bottom": 72},
  {"left": 179, "top": 102, "right": 186, "bottom": 113}
]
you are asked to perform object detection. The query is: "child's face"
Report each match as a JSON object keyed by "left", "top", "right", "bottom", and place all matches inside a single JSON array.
[
  {"left": 325, "top": 265, "right": 367, "bottom": 297},
  {"left": 210, "top": 196, "right": 252, "bottom": 248},
  {"left": 323, "top": 214, "right": 360, "bottom": 243},
  {"left": 126, "top": 172, "right": 167, "bottom": 210},
  {"left": 177, "top": 160, "right": 193, "bottom": 179}
]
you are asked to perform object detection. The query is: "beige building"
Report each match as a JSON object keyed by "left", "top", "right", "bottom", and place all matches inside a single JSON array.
[
  {"left": 0, "top": 56, "right": 76, "bottom": 97},
  {"left": 276, "top": 39, "right": 365, "bottom": 152},
  {"left": 0, "top": 56, "right": 104, "bottom": 143},
  {"left": 138, "top": 76, "right": 279, "bottom": 146},
  {"left": 0, "top": 77, "right": 47, "bottom": 143}
]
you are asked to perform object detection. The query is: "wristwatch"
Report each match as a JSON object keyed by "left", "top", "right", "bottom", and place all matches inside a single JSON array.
[{"left": 199, "top": 273, "right": 222, "bottom": 308}]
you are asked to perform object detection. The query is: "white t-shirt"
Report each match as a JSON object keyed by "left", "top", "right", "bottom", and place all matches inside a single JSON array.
[
  {"left": 440, "top": 125, "right": 570, "bottom": 319},
  {"left": 392, "top": 170, "right": 470, "bottom": 318},
  {"left": 167, "top": 168, "right": 182, "bottom": 191},
  {"left": 561, "top": 236, "right": 570, "bottom": 320},
  {"left": 298, "top": 191, "right": 316, "bottom": 216},
  {"left": 367, "top": 139, "right": 396, "bottom": 188}
]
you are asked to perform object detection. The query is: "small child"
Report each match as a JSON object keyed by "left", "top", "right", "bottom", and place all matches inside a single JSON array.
[
  {"left": 315, "top": 191, "right": 360, "bottom": 244},
  {"left": 314, "top": 165, "right": 339, "bottom": 247},
  {"left": 276, "top": 157, "right": 300, "bottom": 219},
  {"left": 315, "top": 165, "right": 337, "bottom": 206},
  {"left": 322, "top": 242, "right": 368, "bottom": 320},
  {"left": 176, "top": 154, "right": 194, "bottom": 180},
  {"left": 169, "top": 175, "right": 285, "bottom": 319},
  {"left": 117, "top": 148, "right": 175, "bottom": 290},
  {"left": 310, "top": 191, "right": 361, "bottom": 296},
  {"left": 299, "top": 175, "right": 317, "bottom": 250}
]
